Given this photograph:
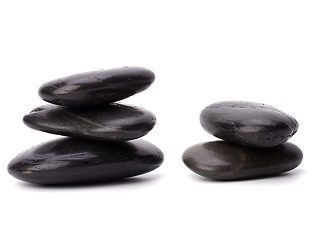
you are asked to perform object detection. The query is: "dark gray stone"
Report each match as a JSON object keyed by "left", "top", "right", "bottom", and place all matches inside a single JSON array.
[
  {"left": 182, "top": 141, "right": 303, "bottom": 180},
  {"left": 200, "top": 101, "right": 299, "bottom": 148},
  {"left": 23, "top": 103, "right": 156, "bottom": 141},
  {"left": 8, "top": 138, "right": 164, "bottom": 185},
  {"left": 39, "top": 66, "right": 155, "bottom": 107}
]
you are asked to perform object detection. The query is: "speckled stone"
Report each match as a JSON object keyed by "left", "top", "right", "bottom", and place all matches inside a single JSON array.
[
  {"left": 39, "top": 66, "right": 155, "bottom": 107},
  {"left": 23, "top": 103, "right": 156, "bottom": 141},
  {"left": 182, "top": 141, "right": 303, "bottom": 180},
  {"left": 200, "top": 101, "right": 299, "bottom": 148},
  {"left": 8, "top": 138, "right": 164, "bottom": 185}
]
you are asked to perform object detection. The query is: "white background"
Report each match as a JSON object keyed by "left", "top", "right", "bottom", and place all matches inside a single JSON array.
[{"left": 1, "top": 1, "right": 311, "bottom": 239}]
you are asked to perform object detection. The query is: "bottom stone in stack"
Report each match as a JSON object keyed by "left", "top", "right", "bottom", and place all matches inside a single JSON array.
[
  {"left": 8, "top": 138, "right": 164, "bottom": 185},
  {"left": 182, "top": 141, "right": 303, "bottom": 181}
]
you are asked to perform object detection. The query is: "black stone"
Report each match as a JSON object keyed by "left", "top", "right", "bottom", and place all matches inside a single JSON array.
[
  {"left": 8, "top": 138, "right": 164, "bottom": 185},
  {"left": 23, "top": 103, "right": 156, "bottom": 141},
  {"left": 182, "top": 141, "right": 303, "bottom": 180},
  {"left": 200, "top": 101, "right": 299, "bottom": 148},
  {"left": 39, "top": 66, "right": 155, "bottom": 107}
]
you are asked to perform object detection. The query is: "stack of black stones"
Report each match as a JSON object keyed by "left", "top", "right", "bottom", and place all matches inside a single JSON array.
[
  {"left": 182, "top": 101, "right": 303, "bottom": 180},
  {"left": 8, "top": 67, "right": 164, "bottom": 185}
]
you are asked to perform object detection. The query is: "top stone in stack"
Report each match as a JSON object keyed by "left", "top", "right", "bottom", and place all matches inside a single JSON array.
[
  {"left": 24, "top": 67, "right": 157, "bottom": 141},
  {"left": 199, "top": 101, "right": 299, "bottom": 148},
  {"left": 38, "top": 66, "right": 155, "bottom": 107}
]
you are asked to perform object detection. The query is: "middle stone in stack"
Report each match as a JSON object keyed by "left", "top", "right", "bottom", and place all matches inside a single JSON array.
[{"left": 17, "top": 66, "right": 164, "bottom": 185}]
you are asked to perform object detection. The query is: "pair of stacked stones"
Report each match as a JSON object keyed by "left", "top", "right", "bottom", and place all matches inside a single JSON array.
[
  {"left": 183, "top": 101, "right": 303, "bottom": 180},
  {"left": 8, "top": 67, "right": 164, "bottom": 185}
]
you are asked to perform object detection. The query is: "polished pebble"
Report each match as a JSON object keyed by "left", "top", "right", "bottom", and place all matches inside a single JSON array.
[
  {"left": 39, "top": 66, "right": 155, "bottom": 107},
  {"left": 8, "top": 138, "right": 164, "bottom": 185},
  {"left": 200, "top": 101, "right": 299, "bottom": 148},
  {"left": 23, "top": 103, "right": 156, "bottom": 141},
  {"left": 182, "top": 141, "right": 303, "bottom": 180}
]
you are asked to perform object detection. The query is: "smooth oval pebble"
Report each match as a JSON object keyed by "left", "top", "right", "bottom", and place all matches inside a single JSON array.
[
  {"left": 39, "top": 66, "right": 155, "bottom": 107},
  {"left": 23, "top": 103, "right": 156, "bottom": 141},
  {"left": 8, "top": 138, "right": 164, "bottom": 185},
  {"left": 182, "top": 141, "right": 303, "bottom": 180},
  {"left": 200, "top": 101, "right": 299, "bottom": 148}
]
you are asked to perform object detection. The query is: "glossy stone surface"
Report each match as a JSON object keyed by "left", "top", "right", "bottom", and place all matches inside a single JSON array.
[
  {"left": 8, "top": 138, "right": 164, "bottom": 185},
  {"left": 39, "top": 66, "right": 155, "bottom": 107},
  {"left": 182, "top": 141, "right": 303, "bottom": 180},
  {"left": 23, "top": 104, "right": 156, "bottom": 141},
  {"left": 200, "top": 101, "right": 299, "bottom": 148}
]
